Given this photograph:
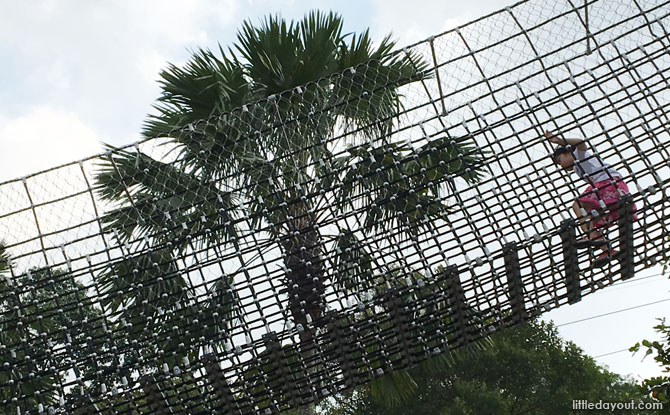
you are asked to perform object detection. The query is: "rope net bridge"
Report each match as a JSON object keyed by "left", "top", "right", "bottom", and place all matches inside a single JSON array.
[{"left": 1, "top": 0, "right": 669, "bottom": 413}]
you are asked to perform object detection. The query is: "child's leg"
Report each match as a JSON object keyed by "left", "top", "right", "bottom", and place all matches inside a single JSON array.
[
  {"left": 591, "top": 228, "right": 609, "bottom": 253},
  {"left": 572, "top": 199, "right": 596, "bottom": 236},
  {"left": 571, "top": 199, "right": 589, "bottom": 234},
  {"left": 572, "top": 199, "right": 606, "bottom": 246}
]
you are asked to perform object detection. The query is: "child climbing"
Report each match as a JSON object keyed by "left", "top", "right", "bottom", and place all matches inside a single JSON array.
[{"left": 545, "top": 130, "right": 637, "bottom": 268}]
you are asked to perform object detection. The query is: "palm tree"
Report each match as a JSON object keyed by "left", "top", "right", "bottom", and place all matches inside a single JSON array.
[{"left": 95, "top": 10, "right": 484, "bottom": 413}]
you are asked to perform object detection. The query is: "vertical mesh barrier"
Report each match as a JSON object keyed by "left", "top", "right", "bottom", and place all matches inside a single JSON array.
[{"left": 1, "top": 0, "right": 670, "bottom": 413}]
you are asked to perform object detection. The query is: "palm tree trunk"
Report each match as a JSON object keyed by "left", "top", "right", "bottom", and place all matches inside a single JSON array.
[
  {"left": 280, "top": 213, "right": 326, "bottom": 327},
  {"left": 294, "top": 330, "right": 318, "bottom": 415},
  {"left": 296, "top": 399, "right": 317, "bottom": 415},
  {"left": 280, "top": 211, "right": 326, "bottom": 415}
]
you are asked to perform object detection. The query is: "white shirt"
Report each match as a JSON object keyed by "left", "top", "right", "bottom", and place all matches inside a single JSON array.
[{"left": 573, "top": 148, "right": 621, "bottom": 183}]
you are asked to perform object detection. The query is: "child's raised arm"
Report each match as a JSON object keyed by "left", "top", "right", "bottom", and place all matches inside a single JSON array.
[{"left": 544, "top": 130, "right": 587, "bottom": 151}]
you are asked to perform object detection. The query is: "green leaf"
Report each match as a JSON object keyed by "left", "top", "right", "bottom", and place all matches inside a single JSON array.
[{"left": 332, "top": 230, "right": 374, "bottom": 293}]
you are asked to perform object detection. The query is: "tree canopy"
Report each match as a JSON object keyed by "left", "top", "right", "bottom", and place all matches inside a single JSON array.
[
  {"left": 632, "top": 318, "right": 670, "bottom": 408},
  {"left": 321, "top": 319, "right": 659, "bottom": 415},
  {"left": 0, "top": 261, "right": 108, "bottom": 410}
]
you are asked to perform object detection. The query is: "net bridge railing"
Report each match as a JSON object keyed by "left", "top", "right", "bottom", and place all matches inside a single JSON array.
[{"left": 0, "top": 0, "right": 669, "bottom": 413}]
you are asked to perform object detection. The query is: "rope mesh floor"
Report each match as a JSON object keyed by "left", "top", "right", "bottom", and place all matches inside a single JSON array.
[{"left": 1, "top": 0, "right": 669, "bottom": 413}]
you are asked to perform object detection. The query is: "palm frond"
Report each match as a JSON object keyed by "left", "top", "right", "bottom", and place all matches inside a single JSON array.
[
  {"left": 142, "top": 48, "right": 272, "bottom": 186},
  {"left": 337, "top": 143, "right": 448, "bottom": 235},
  {"left": 368, "top": 369, "right": 418, "bottom": 408},
  {"left": 153, "top": 275, "right": 240, "bottom": 362},
  {"left": 335, "top": 134, "right": 486, "bottom": 236},
  {"left": 331, "top": 229, "right": 374, "bottom": 293},
  {"left": 295, "top": 10, "right": 343, "bottom": 84},
  {"left": 236, "top": 11, "right": 345, "bottom": 98},
  {"left": 0, "top": 241, "right": 8, "bottom": 275},
  {"left": 96, "top": 145, "right": 240, "bottom": 247},
  {"left": 333, "top": 32, "right": 432, "bottom": 139},
  {"left": 98, "top": 250, "right": 240, "bottom": 365},
  {"left": 98, "top": 248, "right": 189, "bottom": 315},
  {"left": 143, "top": 47, "right": 250, "bottom": 139},
  {"left": 415, "top": 135, "right": 488, "bottom": 188},
  {"left": 236, "top": 15, "right": 302, "bottom": 96}
]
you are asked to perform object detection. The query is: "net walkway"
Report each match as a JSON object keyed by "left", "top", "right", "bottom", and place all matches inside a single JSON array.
[{"left": 1, "top": 0, "right": 669, "bottom": 413}]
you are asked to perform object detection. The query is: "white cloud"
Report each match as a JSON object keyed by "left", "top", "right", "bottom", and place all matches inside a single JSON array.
[
  {"left": 0, "top": 108, "right": 104, "bottom": 270},
  {"left": 442, "top": 17, "right": 463, "bottom": 32},
  {"left": 0, "top": 107, "right": 101, "bottom": 182},
  {"left": 137, "top": 49, "right": 171, "bottom": 84},
  {"left": 0, "top": 0, "right": 241, "bottom": 146}
]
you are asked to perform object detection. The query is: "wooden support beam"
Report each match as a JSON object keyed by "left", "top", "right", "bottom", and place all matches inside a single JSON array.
[
  {"left": 560, "top": 218, "right": 581, "bottom": 304},
  {"left": 503, "top": 243, "right": 527, "bottom": 321},
  {"left": 617, "top": 194, "right": 635, "bottom": 281}
]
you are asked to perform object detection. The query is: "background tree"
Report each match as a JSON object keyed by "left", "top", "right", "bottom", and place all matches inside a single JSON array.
[
  {"left": 321, "top": 319, "right": 657, "bottom": 415},
  {"left": 94, "top": 10, "right": 484, "bottom": 414},
  {"left": 632, "top": 318, "right": 670, "bottom": 409},
  {"left": 0, "top": 244, "right": 58, "bottom": 410},
  {"left": 0, "top": 248, "right": 112, "bottom": 412}
]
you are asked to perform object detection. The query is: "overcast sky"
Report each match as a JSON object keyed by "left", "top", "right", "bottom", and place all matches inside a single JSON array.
[{"left": 1, "top": 0, "right": 668, "bottom": 382}]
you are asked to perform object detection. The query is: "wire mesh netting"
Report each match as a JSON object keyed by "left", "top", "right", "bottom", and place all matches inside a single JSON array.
[{"left": 1, "top": 0, "right": 670, "bottom": 413}]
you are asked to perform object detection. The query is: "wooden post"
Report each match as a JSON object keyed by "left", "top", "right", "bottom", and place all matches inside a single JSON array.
[
  {"left": 617, "top": 194, "right": 635, "bottom": 281},
  {"left": 560, "top": 219, "right": 581, "bottom": 304},
  {"left": 503, "top": 243, "right": 526, "bottom": 321}
]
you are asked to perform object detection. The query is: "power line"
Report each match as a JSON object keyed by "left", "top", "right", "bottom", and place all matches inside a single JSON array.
[
  {"left": 596, "top": 272, "right": 668, "bottom": 293},
  {"left": 593, "top": 348, "right": 631, "bottom": 359},
  {"left": 612, "top": 271, "right": 667, "bottom": 284},
  {"left": 591, "top": 347, "right": 654, "bottom": 359},
  {"left": 577, "top": 272, "right": 668, "bottom": 295},
  {"left": 556, "top": 298, "right": 670, "bottom": 327},
  {"left": 559, "top": 293, "right": 670, "bottom": 361},
  {"left": 614, "top": 272, "right": 667, "bottom": 285}
]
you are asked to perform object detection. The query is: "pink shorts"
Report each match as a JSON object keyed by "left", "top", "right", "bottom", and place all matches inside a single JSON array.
[{"left": 577, "top": 179, "right": 638, "bottom": 229}]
